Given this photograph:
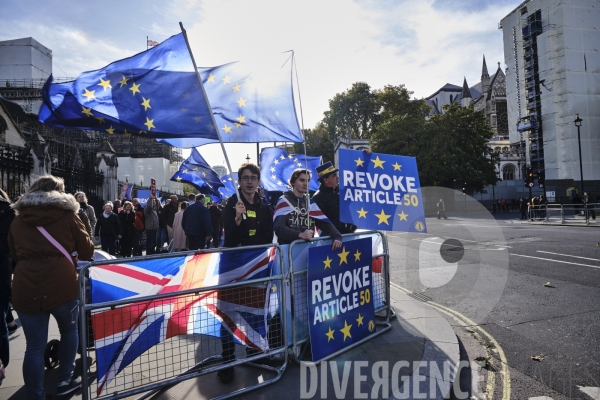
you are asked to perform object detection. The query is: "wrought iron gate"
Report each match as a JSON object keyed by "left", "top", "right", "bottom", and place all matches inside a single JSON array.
[{"left": 0, "top": 144, "right": 32, "bottom": 200}]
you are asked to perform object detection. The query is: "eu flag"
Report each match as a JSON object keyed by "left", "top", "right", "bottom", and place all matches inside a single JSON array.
[
  {"left": 158, "top": 54, "right": 303, "bottom": 148},
  {"left": 38, "top": 33, "right": 217, "bottom": 140},
  {"left": 259, "top": 147, "right": 321, "bottom": 192},
  {"left": 170, "top": 148, "right": 224, "bottom": 196},
  {"left": 218, "top": 172, "right": 239, "bottom": 199}
]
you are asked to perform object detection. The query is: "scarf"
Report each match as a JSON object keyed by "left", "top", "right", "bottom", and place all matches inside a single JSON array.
[
  {"left": 103, "top": 211, "right": 111, "bottom": 218},
  {"left": 79, "top": 201, "right": 88, "bottom": 210}
]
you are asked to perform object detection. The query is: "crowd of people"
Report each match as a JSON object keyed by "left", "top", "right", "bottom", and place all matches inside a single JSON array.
[{"left": 0, "top": 158, "right": 354, "bottom": 396}]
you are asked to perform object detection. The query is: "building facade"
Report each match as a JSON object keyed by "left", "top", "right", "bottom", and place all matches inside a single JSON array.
[{"left": 500, "top": 0, "right": 600, "bottom": 202}]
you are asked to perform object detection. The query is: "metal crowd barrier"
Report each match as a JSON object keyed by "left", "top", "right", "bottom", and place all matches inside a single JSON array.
[
  {"left": 78, "top": 244, "right": 287, "bottom": 400},
  {"left": 287, "top": 230, "right": 392, "bottom": 363},
  {"left": 533, "top": 203, "right": 598, "bottom": 225}
]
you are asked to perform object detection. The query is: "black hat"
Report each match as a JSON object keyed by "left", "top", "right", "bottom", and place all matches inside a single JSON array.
[{"left": 316, "top": 161, "right": 339, "bottom": 181}]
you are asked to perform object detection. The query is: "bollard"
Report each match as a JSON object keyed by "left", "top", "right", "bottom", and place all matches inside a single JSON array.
[{"left": 561, "top": 204, "right": 565, "bottom": 224}]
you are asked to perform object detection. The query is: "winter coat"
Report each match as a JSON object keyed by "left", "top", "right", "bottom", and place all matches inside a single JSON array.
[
  {"left": 79, "top": 202, "right": 97, "bottom": 231},
  {"left": 0, "top": 196, "right": 15, "bottom": 302},
  {"left": 172, "top": 210, "right": 187, "bottom": 250},
  {"left": 78, "top": 208, "right": 93, "bottom": 237},
  {"left": 182, "top": 201, "right": 212, "bottom": 238},
  {"left": 144, "top": 201, "right": 161, "bottom": 230},
  {"left": 119, "top": 210, "right": 136, "bottom": 237},
  {"left": 209, "top": 204, "right": 223, "bottom": 233},
  {"left": 163, "top": 202, "right": 178, "bottom": 228},
  {"left": 274, "top": 191, "right": 342, "bottom": 245},
  {"left": 312, "top": 184, "right": 356, "bottom": 234},
  {"left": 94, "top": 212, "right": 122, "bottom": 237},
  {"left": 223, "top": 193, "right": 273, "bottom": 247},
  {"left": 8, "top": 191, "right": 94, "bottom": 313}
]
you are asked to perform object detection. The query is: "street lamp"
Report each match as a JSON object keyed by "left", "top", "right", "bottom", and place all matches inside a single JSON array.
[
  {"left": 574, "top": 113, "right": 584, "bottom": 198},
  {"left": 246, "top": 154, "right": 250, "bottom": 163}
]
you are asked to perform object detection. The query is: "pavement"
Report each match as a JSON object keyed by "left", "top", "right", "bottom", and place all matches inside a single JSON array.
[{"left": 1, "top": 286, "right": 460, "bottom": 400}]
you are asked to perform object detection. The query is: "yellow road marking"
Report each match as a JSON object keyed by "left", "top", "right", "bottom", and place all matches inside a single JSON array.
[{"left": 390, "top": 282, "right": 511, "bottom": 400}]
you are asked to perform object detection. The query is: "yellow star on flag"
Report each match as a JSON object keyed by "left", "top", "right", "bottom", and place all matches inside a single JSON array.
[
  {"left": 270, "top": 167, "right": 275, "bottom": 172},
  {"left": 356, "top": 314, "right": 364, "bottom": 326},
  {"left": 280, "top": 155, "right": 286, "bottom": 160},
  {"left": 236, "top": 115, "right": 246, "bottom": 123},
  {"left": 106, "top": 126, "right": 115, "bottom": 134},
  {"left": 392, "top": 162, "right": 402, "bottom": 171},
  {"left": 338, "top": 246, "right": 349, "bottom": 266},
  {"left": 144, "top": 117, "right": 155, "bottom": 131},
  {"left": 357, "top": 208, "right": 368, "bottom": 218},
  {"left": 234, "top": 122, "right": 242, "bottom": 128},
  {"left": 206, "top": 74, "right": 215, "bottom": 83},
  {"left": 237, "top": 97, "right": 247, "bottom": 107},
  {"left": 271, "top": 284, "right": 277, "bottom": 292},
  {"left": 288, "top": 154, "right": 293, "bottom": 159},
  {"left": 194, "top": 116, "right": 202, "bottom": 123},
  {"left": 323, "top": 256, "right": 332, "bottom": 269},
  {"left": 193, "top": 167, "right": 199, "bottom": 171},
  {"left": 129, "top": 82, "right": 141, "bottom": 95},
  {"left": 274, "top": 159, "right": 279, "bottom": 165},
  {"left": 175, "top": 176, "right": 182, "bottom": 182},
  {"left": 340, "top": 320, "right": 352, "bottom": 341},
  {"left": 98, "top": 78, "right": 111, "bottom": 91},
  {"left": 398, "top": 211, "right": 408, "bottom": 221},
  {"left": 182, "top": 169, "right": 188, "bottom": 173},
  {"left": 180, "top": 107, "right": 188, "bottom": 113},
  {"left": 233, "top": 83, "right": 241, "bottom": 92},
  {"left": 354, "top": 249, "right": 361, "bottom": 261},
  {"left": 202, "top": 172, "right": 207, "bottom": 177},
  {"left": 375, "top": 209, "right": 391, "bottom": 225},
  {"left": 222, "top": 124, "right": 232, "bottom": 133},
  {"left": 136, "top": 130, "right": 144, "bottom": 135},
  {"left": 118, "top": 76, "right": 129, "bottom": 87},
  {"left": 371, "top": 156, "right": 385, "bottom": 169},
  {"left": 326, "top": 327, "right": 335, "bottom": 342},
  {"left": 222, "top": 74, "right": 232, "bottom": 84},
  {"left": 81, "top": 106, "right": 93, "bottom": 117},
  {"left": 82, "top": 88, "right": 95, "bottom": 102},
  {"left": 182, "top": 92, "right": 190, "bottom": 99},
  {"left": 354, "top": 158, "right": 364, "bottom": 167},
  {"left": 94, "top": 117, "right": 105, "bottom": 124},
  {"left": 141, "top": 97, "right": 151, "bottom": 111}
]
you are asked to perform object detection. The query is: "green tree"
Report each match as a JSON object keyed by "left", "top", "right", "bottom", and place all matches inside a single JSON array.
[
  {"left": 182, "top": 183, "right": 197, "bottom": 196},
  {"left": 322, "top": 82, "right": 379, "bottom": 142},
  {"left": 293, "top": 122, "right": 335, "bottom": 163},
  {"left": 371, "top": 102, "right": 499, "bottom": 191}
]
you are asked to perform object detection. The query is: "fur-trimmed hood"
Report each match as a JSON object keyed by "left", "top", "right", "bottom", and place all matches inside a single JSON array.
[{"left": 12, "top": 191, "right": 79, "bottom": 226}]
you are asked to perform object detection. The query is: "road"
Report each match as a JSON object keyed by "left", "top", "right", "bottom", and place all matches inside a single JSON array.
[{"left": 386, "top": 212, "right": 600, "bottom": 399}]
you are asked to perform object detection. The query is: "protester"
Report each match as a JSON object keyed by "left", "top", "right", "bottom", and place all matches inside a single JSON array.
[
  {"left": 163, "top": 195, "right": 179, "bottom": 246},
  {"left": 9, "top": 175, "right": 94, "bottom": 398},
  {"left": 77, "top": 206, "right": 93, "bottom": 238},
  {"left": 437, "top": 198, "right": 447, "bottom": 219},
  {"left": 144, "top": 197, "right": 161, "bottom": 255},
  {"left": 182, "top": 194, "right": 212, "bottom": 250},
  {"left": 520, "top": 198, "right": 528, "bottom": 220},
  {"left": 0, "top": 189, "right": 15, "bottom": 385},
  {"left": 219, "top": 163, "right": 275, "bottom": 384},
  {"left": 312, "top": 161, "right": 357, "bottom": 234},
  {"left": 119, "top": 201, "right": 136, "bottom": 257},
  {"left": 132, "top": 198, "right": 144, "bottom": 256},
  {"left": 75, "top": 191, "right": 97, "bottom": 234},
  {"left": 209, "top": 201, "right": 223, "bottom": 248},
  {"left": 156, "top": 199, "right": 168, "bottom": 252},
  {"left": 94, "top": 202, "right": 122, "bottom": 255},
  {"left": 188, "top": 193, "right": 196, "bottom": 205},
  {"left": 274, "top": 168, "right": 342, "bottom": 250},
  {"left": 113, "top": 199, "right": 122, "bottom": 213},
  {"left": 172, "top": 202, "right": 188, "bottom": 251}
]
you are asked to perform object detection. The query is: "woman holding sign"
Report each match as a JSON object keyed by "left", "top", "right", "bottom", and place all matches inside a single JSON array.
[{"left": 274, "top": 169, "right": 342, "bottom": 250}]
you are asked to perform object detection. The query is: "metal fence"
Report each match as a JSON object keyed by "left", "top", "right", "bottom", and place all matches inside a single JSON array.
[
  {"left": 78, "top": 245, "right": 287, "bottom": 400},
  {"left": 532, "top": 203, "right": 599, "bottom": 225},
  {"left": 288, "top": 231, "right": 392, "bottom": 363}
]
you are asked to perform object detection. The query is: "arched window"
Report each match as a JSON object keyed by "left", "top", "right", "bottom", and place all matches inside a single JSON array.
[
  {"left": 502, "top": 164, "right": 516, "bottom": 180},
  {"left": 494, "top": 146, "right": 501, "bottom": 153},
  {"left": 502, "top": 147, "right": 509, "bottom": 153}
]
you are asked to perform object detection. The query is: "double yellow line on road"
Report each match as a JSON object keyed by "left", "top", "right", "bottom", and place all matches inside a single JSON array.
[{"left": 390, "top": 282, "right": 511, "bottom": 400}]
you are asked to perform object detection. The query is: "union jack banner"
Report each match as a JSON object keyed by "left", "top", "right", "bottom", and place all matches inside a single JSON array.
[
  {"left": 273, "top": 195, "right": 332, "bottom": 224},
  {"left": 89, "top": 247, "right": 277, "bottom": 394},
  {"left": 147, "top": 39, "right": 159, "bottom": 47}
]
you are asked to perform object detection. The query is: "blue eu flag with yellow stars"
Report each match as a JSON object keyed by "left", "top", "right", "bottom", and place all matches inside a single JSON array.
[
  {"left": 159, "top": 54, "right": 303, "bottom": 148},
  {"left": 218, "top": 172, "right": 239, "bottom": 199},
  {"left": 259, "top": 147, "right": 321, "bottom": 192},
  {"left": 38, "top": 33, "right": 217, "bottom": 140},
  {"left": 170, "top": 148, "right": 223, "bottom": 195},
  {"left": 339, "top": 148, "right": 427, "bottom": 233}
]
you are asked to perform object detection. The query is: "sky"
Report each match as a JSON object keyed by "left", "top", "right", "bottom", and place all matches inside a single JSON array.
[{"left": 1, "top": 0, "right": 522, "bottom": 169}]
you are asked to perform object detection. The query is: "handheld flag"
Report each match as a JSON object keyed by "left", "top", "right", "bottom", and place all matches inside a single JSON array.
[
  {"left": 338, "top": 149, "right": 427, "bottom": 233},
  {"left": 218, "top": 172, "right": 239, "bottom": 198},
  {"left": 170, "top": 148, "right": 224, "bottom": 195},
  {"left": 38, "top": 33, "right": 217, "bottom": 139},
  {"left": 259, "top": 147, "right": 322, "bottom": 192},
  {"left": 158, "top": 54, "right": 303, "bottom": 148}
]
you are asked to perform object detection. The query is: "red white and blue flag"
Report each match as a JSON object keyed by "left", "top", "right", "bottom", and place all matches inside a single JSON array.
[
  {"left": 89, "top": 247, "right": 277, "bottom": 394},
  {"left": 273, "top": 196, "right": 332, "bottom": 224}
]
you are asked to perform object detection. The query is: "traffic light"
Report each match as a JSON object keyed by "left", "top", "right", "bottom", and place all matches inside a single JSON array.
[
  {"left": 524, "top": 168, "right": 534, "bottom": 188},
  {"left": 462, "top": 187, "right": 466, "bottom": 194},
  {"left": 537, "top": 170, "right": 545, "bottom": 188}
]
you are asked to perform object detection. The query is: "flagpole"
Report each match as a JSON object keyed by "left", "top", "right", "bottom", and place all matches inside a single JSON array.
[
  {"left": 291, "top": 51, "right": 312, "bottom": 230},
  {"left": 179, "top": 22, "right": 245, "bottom": 218}
]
